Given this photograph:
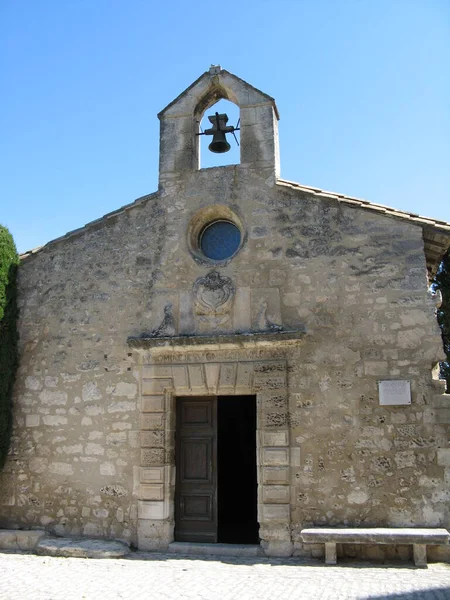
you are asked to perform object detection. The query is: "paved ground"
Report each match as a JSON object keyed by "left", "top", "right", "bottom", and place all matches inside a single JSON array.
[{"left": 0, "top": 551, "right": 449, "bottom": 600}]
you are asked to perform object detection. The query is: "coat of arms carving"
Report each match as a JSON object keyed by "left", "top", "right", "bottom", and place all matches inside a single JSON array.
[{"left": 193, "top": 271, "right": 235, "bottom": 316}]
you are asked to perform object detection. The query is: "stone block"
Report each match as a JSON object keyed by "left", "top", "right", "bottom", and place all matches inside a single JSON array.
[
  {"left": 188, "top": 364, "right": 206, "bottom": 390},
  {"left": 25, "top": 414, "right": 40, "bottom": 427},
  {"left": 141, "top": 414, "right": 164, "bottom": 430},
  {"left": 172, "top": 365, "right": 189, "bottom": 391},
  {"left": 142, "top": 379, "right": 172, "bottom": 395},
  {"left": 394, "top": 451, "right": 416, "bottom": 469},
  {"left": 138, "top": 500, "right": 169, "bottom": 520},
  {"left": 218, "top": 363, "right": 237, "bottom": 391},
  {"left": 261, "top": 540, "right": 293, "bottom": 557},
  {"left": 141, "top": 396, "right": 165, "bottom": 413},
  {"left": 398, "top": 328, "right": 426, "bottom": 349},
  {"left": 264, "top": 412, "right": 288, "bottom": 428},
  {"left": 36, "top": 537, "right": 130, "bottom": 558},
  {"left": 233, "top": 287, "right": 251, "bottom": 331},
  {"left": 99, "top": 462, "right": 116, "bottom": 476},
  {"left": 253, "top": 375, "right": 286, "bottom": 391},
  {"left": 42, "top": 415, "right": 68, "bottom": 426},
  {"left": 432, "top": 395, "right": 450, "bottom": 408},
  {"left": 437, "top": 449, "right": 450, "bottom": 467},
  {"left": 260, "top": 503, "right": 290, "bottom": 522},
  {"left": 436, "top": 409, "right": 450, "bottom": 424},
  {"left": 141, "top": 448, "right": 165, "bottom": 467},
  {"left": 204, "top": 363, "right": 220, "bottom": 391},
  {"left": 413, "top": 543, "right": 427, "bottom": 567},
  {"left": 262, "top": 431, "right": 289, "bottom": 447},
  {"left": 140, "top": 484, "right": 164, "bottom": 501},
  {"left": 0, "top": 531, "right": 18, "bottom": 549},
  {"left": 179, "top": 291, "right": 195, "bottom": 334},
  {"left": 262, "top": 448, "right": 289, "bottom": 466},
  {"left": 290, "top": 448, "right": 301, "bottom": 467},
  {"left": 325, "top": 542, "right": 337, "bottom": 565},
  {"left": 0, "top": 530, "right": 46, "bottom": 550},
  {"left": 141, "top": 431, "right": 165, "bottom": 448},
  {"left": 142, "top": 365, "right": 173, "bottom": 379},
  {"left": 262, "top": 467, "right": 289, "bottom": 485},
  {"left": 236, "top": 362, "right": 254, "bottom": 390},
  {"left": 137, "top": 519, "right": 172, "bottom": 551},
  {"left": 262, "top": 485, "right": 290, "bottom": 504},
  {"left": 261, "top": 392, "right": 288, "bottom": 409},
  {"left": 107, "top": 401, "right": 136, "bottom": 413},
  {"left": 364, "top": 361, "right": 388, "bottom": 376}
]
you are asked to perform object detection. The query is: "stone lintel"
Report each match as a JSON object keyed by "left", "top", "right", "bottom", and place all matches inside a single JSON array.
[{"left": 128, "top": 330, "right": 305, "bottom": 351}]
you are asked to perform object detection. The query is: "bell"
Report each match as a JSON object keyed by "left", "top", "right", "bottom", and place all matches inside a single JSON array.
[
  {"left": 208, "top": 131, "right": 231, "bottom": 154},
  {"left": 203, "top": 112, "right": 234, "bottom": 154}
]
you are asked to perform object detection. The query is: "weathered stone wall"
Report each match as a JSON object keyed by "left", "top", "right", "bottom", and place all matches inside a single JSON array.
[
  {"left": 0, "top": 196, "right": 168, "bottom": 544},
  {"left": 0, "top": 163, "right": 448, "bottom": 556}
]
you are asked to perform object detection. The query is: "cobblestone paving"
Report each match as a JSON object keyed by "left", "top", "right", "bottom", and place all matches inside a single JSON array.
[{"left": 0, "top": 551, "right": 449, "bottom": 600}]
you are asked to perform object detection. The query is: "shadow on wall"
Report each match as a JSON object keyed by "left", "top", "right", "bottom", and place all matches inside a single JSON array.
[{"left": 370, "top": 589, "right": 450, "bottom": 599}]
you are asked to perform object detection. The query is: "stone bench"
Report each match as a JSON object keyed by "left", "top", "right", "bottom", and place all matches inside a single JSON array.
[{"left": 300, "top": 528, "right": 450, "bottom": 567}]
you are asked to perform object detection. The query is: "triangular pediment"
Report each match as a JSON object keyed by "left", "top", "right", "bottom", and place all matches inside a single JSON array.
[{"left": 158, "top": 66, "right": 279, "bottom": 119}]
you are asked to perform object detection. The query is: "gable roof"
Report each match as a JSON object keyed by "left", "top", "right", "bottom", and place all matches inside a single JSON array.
[
  {"left": 278, "top": 179, "right": 450, "bottom": 275},
  {"left": 20, "top": 179, "right": 450, "bottom": 275}
]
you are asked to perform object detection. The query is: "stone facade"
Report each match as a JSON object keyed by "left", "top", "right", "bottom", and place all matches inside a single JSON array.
[{"left": 1, "top": 67, "right": 450, "bottom": 558}]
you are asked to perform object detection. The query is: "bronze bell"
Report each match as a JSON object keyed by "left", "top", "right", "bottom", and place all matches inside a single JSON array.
[
  {"left": 208, "top": 130, "right": 231, "bottom": 154},
  {"left": 203, "top": 112, "right": 235, "bottom": 154}
]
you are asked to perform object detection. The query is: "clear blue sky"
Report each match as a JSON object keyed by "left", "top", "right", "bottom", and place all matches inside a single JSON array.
[{"left": 1, "top": 0, "right": 449, "bottom": 254}]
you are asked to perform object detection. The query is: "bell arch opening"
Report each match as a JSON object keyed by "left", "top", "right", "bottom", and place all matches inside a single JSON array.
[{"left": 197, "top": 98, "right": 240, "bottom": 169}]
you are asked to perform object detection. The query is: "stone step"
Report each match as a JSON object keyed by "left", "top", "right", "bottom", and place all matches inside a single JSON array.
[
  {"left": 0, "top": 529, "right": 46, "bottom": 551},
  {"left": 168, "top": 542, "right": 262, "bottom": 557},
  {"left": 35, "top": 537, "right": 130, "bottom": 559}
]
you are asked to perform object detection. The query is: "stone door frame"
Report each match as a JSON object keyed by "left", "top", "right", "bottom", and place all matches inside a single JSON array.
[{"left": 135, "top": 352, "right": 292, "bottom": 556}]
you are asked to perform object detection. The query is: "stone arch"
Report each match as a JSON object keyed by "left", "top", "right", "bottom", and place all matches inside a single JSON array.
[
  {"left": 197, "top": 98, "right": 241, "bottom": 169},
  {"left": 194, "top": 84, "right": 239, "bottom": 121}
]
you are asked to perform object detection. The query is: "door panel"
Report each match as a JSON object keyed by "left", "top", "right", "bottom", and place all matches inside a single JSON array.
[
  {"left": 179, "top": 494, "right": 213, "bottom": 520},
  {"left": 175, "top": 397, "right": 217, "bottom": 542},
  {"left": 181, "top": 439, "right": 212, "bottom": 481},
  {"left": 181, "top": 401, "right": 213, "bottom": 427}
]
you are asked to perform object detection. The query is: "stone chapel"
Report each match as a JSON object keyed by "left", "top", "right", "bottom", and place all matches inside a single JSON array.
[{"left": 1, "top": 66, "right": 450, "bottom": 559}]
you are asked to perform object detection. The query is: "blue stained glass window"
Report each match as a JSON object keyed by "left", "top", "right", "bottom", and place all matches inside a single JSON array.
[{"left": 200, "top": 220, "right": 241, "bottom": 261}]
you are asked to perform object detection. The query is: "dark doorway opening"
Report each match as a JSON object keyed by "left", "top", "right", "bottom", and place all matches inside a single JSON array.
[
  {"left": 217, "top": 395, "right": 258, "bottom": 544},
  {"left": 174, "top": 395, "right": 258, "bottom": 544}
]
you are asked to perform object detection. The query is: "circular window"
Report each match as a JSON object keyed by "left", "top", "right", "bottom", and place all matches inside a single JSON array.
[
  {"left": 200, "top": 220, "right": 241, "bottom": 261},
  {"left": 187, "top": 205, "right": 246, "bottom": 265}
]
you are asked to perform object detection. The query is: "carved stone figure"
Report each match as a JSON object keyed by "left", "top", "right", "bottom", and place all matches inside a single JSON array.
[
  {"left": 256, "top": 299, "right": 282, "bottom": 332},
  {"left": 148, "top": 303, "right": 175, "bottom": 337}
]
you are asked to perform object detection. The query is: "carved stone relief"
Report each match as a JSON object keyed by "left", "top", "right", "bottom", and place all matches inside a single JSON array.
[
  {"left": 144, "top": 303, "right": 175, "bottom": 338},
  {"left": 193, "top": 270, "right": 235, "bottom": 329}
]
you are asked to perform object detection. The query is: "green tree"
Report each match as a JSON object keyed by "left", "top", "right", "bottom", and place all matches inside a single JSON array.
[
  {"left": 432, "top": 248, "right": 450, "bottom": 393},
  {"left": 0, "top": 226, "right": 19, "bottom": 470}
]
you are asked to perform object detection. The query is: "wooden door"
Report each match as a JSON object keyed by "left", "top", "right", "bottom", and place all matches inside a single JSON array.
[{"left": 175, "top": 397, "right": 217, "bottom": 542}]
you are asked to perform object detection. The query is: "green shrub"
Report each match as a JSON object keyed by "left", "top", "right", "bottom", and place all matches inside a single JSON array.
[{"left": 0, "top": 226, "right": 19, "bottom": 470}]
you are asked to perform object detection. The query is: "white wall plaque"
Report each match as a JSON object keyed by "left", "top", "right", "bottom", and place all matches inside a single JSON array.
[{"left": 378, "top": 380, "right": 411, "bottom": 406}]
